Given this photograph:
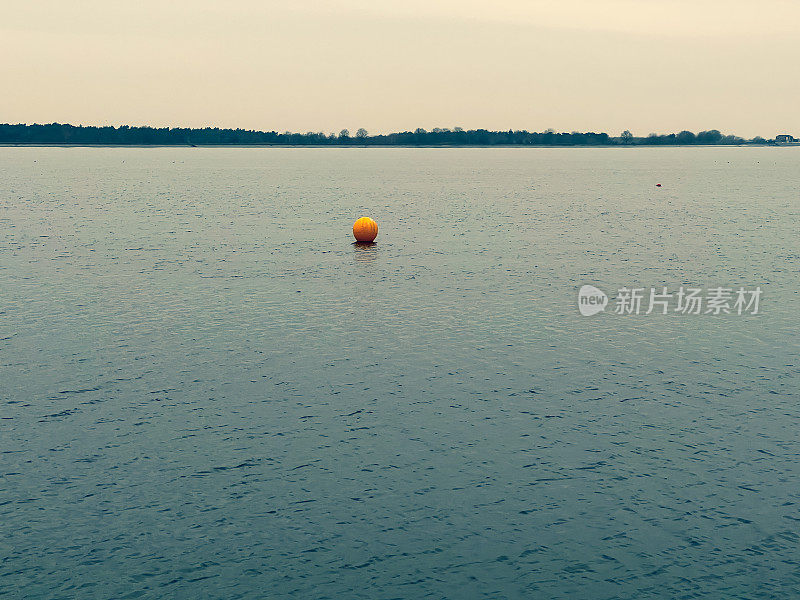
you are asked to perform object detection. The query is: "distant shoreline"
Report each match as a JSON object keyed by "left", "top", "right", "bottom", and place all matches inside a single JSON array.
[
  {"left": 1, "top": 143, "right": 795, "bottom": 149},
  {"left": 2, "top": 123, "right": 789, "bottom": 147}
]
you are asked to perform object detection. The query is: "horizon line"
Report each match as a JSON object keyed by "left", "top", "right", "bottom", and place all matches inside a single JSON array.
[{"left": 1, "top": 122, "right": 795, "bottom": 146}]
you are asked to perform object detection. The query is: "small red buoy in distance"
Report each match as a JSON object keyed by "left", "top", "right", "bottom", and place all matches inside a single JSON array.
[
  {"left": 656, "top": 183, "right": 662, "bottom": 187},
  {"left": 353, "top": 217, "right": 378, "bottom": 242}
]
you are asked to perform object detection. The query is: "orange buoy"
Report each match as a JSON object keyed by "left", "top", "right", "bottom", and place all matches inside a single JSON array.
[{"left": 353, "top": 217, "right": 378, "bottom": 242}]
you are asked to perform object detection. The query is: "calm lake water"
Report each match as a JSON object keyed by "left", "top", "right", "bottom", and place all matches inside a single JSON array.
[{"left": 1, "top": 147, "right": 798, "bottom": 599}]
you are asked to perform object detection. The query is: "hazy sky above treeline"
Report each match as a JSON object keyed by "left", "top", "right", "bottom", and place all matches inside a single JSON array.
[{"left": 2, "top": 0, "right": 798, "bottom": 138}]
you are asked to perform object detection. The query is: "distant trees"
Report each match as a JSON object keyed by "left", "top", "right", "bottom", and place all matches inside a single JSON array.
[
  {"left": 636, "top": 129, "right": 750, "bottom": 146},
  {"left": 696, "top": 129, "right": 722, "bottom": 144},
  {"left": 0, "top": 123, "right": 770, "bottom": 146}
]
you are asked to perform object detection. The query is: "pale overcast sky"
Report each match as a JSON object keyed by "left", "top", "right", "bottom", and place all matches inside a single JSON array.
[{"left": 1, "top": 0, "right": 798, "bottom": 137}]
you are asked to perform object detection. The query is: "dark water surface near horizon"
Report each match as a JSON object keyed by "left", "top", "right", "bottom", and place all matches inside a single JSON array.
[{"left": 1, "top": 147, "right": 798, "bottom": 599}]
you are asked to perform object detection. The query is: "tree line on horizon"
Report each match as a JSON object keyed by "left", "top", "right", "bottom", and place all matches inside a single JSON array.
[{"left": 0, "top": 123, "right": 773, "bottom": 146}]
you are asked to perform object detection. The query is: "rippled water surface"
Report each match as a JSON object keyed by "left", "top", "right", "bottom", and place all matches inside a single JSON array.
[{"left": 1, "top": 147, "right": 799, "bottom": 599}]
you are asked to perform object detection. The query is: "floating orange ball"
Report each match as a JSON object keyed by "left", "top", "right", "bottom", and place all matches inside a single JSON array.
[{"left": 352, "top": 216, "right": 378, "bottom": 242}]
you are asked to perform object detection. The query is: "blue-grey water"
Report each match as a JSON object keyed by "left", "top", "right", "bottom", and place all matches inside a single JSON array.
[{"left": 1, "top": 147, "right": 798, "bottom": 599}]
